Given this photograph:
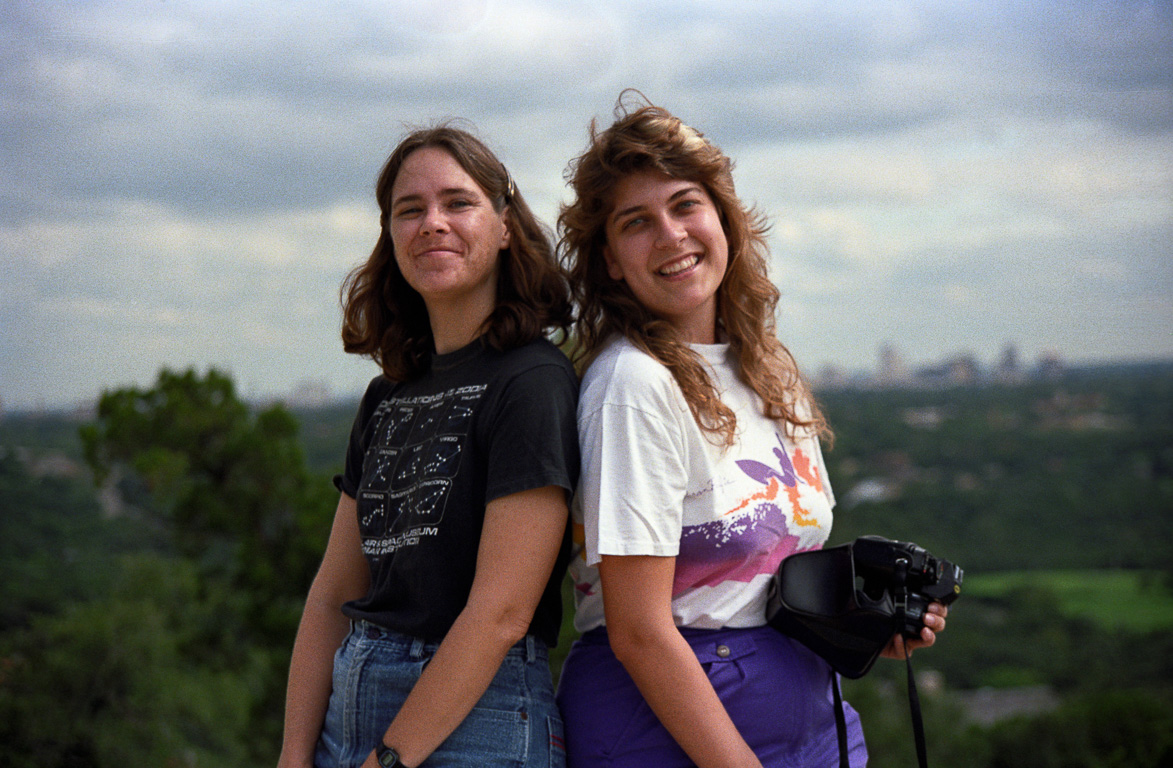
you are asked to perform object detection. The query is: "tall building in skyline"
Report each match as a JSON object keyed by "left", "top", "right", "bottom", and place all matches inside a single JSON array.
[
  {"left": 877, "top": 343, "right": 911, "bottom": 386},
  {"left": 995, "top": 343, "right": 1024, "bottom": 384}
]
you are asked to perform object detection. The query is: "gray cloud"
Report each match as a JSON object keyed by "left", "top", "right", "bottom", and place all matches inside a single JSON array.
[{"left": 1, "top": 0, "right": 1170, "bottom": 410}]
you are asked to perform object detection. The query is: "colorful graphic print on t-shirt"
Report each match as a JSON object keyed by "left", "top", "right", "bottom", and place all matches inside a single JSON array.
[{"left": 672, "top": 434, "right": 828, "bottom": 597}]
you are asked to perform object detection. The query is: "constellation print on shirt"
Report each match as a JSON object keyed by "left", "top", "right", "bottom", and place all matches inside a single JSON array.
[{"left": 356, "top": 385, "right": 486, "bottom": 557}]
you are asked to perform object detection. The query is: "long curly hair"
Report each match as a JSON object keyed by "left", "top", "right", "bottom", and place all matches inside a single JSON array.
[
  {"left": 341, "top": 123, "right": 572, "bottom": 381},
  {"left": 559, "top": 93, "right": 828, "bottom": 446}
]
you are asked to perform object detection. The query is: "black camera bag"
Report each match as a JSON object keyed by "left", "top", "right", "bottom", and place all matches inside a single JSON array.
[
  {"left": 766, "top": 536, "right": 962, "bottom": 768},
  {"left": 767, "top": 544, "right": 897, "bottom": 679}
]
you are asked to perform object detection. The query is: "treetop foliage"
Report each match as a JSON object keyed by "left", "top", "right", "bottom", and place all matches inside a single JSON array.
[{"left": 79, "top": 368, "right": 332, "bottom": 609}]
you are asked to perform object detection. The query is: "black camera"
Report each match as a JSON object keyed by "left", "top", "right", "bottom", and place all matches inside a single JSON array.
[
  {"left": 768, "top": 534, "right": 963, "bottom": 679},
  {"left": 851, "top": 535, "right": 964, "bottom": 638}
]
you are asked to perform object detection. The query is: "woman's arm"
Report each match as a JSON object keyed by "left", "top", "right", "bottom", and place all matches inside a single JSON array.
[
  {"left": 278, "top": 493, "right": 371, "bottom": 768},
  {"left": 599, "top": 554, "right": 764, "bottom": 768},
  {"left": 362, "top": 484, "right": 568, "bottom": 768}
]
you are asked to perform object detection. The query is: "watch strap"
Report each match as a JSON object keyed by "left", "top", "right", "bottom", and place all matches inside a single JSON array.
[{"left": 375, "top": 741, "right": 404, "bottom": 768}]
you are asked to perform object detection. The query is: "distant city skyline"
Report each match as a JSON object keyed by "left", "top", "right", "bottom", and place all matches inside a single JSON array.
[
  {"left": 3, "top": 1, "right": 1170, "bottom": 410},
  {"left": 2, "top": 338, "right": 1145, "bottom": 416}
]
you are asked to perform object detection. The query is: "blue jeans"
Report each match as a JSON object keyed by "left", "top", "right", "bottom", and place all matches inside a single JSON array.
[{"left": 316, "top": 621, "right": 567, "bottom": 768}]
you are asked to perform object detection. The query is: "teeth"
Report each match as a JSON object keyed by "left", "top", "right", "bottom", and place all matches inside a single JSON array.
[{"left": 659, "top": 255, "right": 699, "bottom": 276}]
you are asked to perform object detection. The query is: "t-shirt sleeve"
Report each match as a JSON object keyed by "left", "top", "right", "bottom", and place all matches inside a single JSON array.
[
  {"left": 483, "top": 360, "right": 580, "bottom": 503},
  {"left": 578, "top": 356, "right": 690, "bottom": 565},
  {"left": 334, "top": 377, "right": 389, "bottom": 499}
]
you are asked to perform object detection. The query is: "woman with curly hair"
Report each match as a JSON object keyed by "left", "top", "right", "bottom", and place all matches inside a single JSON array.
[
  {"left": 279, "top": 124, "right": 578, "bottom": 768},
  {"left": 555, "top": 94, "right": 947, "bottom": 768}
]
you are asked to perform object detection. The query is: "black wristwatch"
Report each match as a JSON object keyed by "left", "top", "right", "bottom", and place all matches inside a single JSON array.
[{"left": 375, "top": 741, "right": 406, "bottom": 768}]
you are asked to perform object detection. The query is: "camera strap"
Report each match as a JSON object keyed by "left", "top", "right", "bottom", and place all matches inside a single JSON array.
[
  {"left": 895, "top": 559, "right": 930, "bottom": 768},
  {"left": 827, "top": 563, "right": 931, "bottom": 768},
  {"left": 827, "top": 655, "right": 928, "bottom": 768},
  {"left": 904, "top": 644, "right": 928, "bottom": 768},
  {"left": 831, "top": 673, "right": 849, "bottom": 768}
]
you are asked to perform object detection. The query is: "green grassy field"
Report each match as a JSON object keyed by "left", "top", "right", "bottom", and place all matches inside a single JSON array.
[{"left": 964, "top": 569, "right": 1173, "bottom": 633}]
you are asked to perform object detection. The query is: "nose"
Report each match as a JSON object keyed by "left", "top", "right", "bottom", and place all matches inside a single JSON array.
[
  {"left": 420, "top": 205, "right": 449, "bottom": 235},
  {"left": 653, "top": 215, "right": 686, "bottom": 250}
]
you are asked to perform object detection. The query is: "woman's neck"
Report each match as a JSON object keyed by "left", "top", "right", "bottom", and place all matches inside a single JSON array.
[{"left": 426, "top": 296, "right": 493, "bottom": 354}]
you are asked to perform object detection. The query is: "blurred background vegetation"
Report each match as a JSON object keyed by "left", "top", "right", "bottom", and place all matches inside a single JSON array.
[{"left": 2, "top": 363, "right": 1171, "bottom": 767}]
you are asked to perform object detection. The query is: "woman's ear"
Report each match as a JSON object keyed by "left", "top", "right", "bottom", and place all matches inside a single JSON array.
[
  {"left": 603, "top": 245, "right": 625, "bottom": 282},
  {"left": 499, "top": 217, "right": 511, "bottom": 250}
]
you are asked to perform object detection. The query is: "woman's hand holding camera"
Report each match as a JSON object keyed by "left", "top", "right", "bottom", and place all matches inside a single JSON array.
[{"left": 881, "top": 602, "right": 949, "bottom": 659}]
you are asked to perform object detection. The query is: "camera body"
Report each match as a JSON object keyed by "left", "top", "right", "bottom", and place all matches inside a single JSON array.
[
  {"left": 850, "top": 535, "right": 964, "bottom": 638},
  {"left": 769, "top": 534, "right": 963, "bottom": 678}
]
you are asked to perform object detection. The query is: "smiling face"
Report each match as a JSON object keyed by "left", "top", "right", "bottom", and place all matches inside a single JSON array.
[
  {"left": 389, "top": 146, "right": 510, "bottom": 323},
  {"left": 603, "top": 171, "right": 729, "bottom": 344}
]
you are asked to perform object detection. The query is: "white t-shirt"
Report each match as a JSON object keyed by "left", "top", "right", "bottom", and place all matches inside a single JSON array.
[{"left": 569, "top": 336, "right": 835, "bottom": 632}]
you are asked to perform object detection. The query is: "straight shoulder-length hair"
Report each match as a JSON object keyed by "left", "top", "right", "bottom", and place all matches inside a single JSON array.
[{"left": 341, "top": 124, "right": 572, "bottom": 381}]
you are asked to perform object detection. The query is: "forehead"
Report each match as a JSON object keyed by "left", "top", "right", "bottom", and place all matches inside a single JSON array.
[
  {"left": 392, "top": 146, "right": 485, "bottom": 199},
  {"left": 610, "top": 171, "right": 703, "bottom": 210}
]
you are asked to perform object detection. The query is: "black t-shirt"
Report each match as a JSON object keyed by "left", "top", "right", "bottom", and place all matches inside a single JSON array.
[{"left": 336, "top": 337, "right": 579, "bottom": 647}]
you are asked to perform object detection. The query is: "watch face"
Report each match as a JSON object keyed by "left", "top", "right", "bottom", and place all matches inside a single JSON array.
[{"left": 377, "top": 746, "right": 400, "bottom": 767}]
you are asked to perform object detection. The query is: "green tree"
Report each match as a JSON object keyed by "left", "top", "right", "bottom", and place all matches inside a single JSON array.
[
  {"left": 0, "top": 450, "right": 151, "bottom": 631},
  {"left": 984, "top": 689, "right": 1173, "bottom": 768},
  {"left": 72, "top": 368, "right": 337, "bottom": 759},
  {"left": 0, "top": 555, "right": 258, "bottom": 767},
  {"left": 81, "top": 369, "right": 333, "bottom": 629}
]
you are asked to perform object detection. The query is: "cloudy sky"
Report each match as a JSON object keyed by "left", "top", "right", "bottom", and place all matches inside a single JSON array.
[{"left": 2, "top": 0, "right": 1170, "bottom": 411}]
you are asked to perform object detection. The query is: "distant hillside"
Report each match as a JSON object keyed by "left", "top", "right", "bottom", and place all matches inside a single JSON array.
[
  {"left": 4, "top": 361, "right": 1171, "bottom": 577},
  {"left": 815, "top": 362, "right": 1173, "bottom": 575}
]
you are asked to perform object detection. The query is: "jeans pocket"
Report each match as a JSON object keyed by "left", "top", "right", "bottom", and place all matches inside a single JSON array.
[
  {"left": 437, "top": 706, "right": 529, "bottom": 766},
  {"left": 547, "top": 713, "right": 567, "bottom": 768}
]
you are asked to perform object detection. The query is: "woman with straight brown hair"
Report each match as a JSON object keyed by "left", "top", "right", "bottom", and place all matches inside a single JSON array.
[{"left": 279, "top": 123, "right": 578, "bottom": 768}]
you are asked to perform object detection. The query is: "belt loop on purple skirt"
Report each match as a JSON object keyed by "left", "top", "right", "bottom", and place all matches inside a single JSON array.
[
  {"left": 525, "top": 635, "right": 537, "bottom": 663},
  {"left": 410, "top": 637, "right": 426, "bottom": 660}
]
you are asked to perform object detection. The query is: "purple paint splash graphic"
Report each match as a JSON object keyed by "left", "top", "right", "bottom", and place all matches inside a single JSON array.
[
  {"left": 674, "top": 434, "right": 820, "bottom": 595},
  {"left": 674, "top": 499, "right": 802, "bottom": 594}
]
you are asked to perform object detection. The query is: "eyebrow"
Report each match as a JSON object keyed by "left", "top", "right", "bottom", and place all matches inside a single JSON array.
[
  {"left": 392, "top": 186, "right": 482, "bottom": 208},
  {"left": 610, "top": 184, "right": 705, "bottom": 226}
]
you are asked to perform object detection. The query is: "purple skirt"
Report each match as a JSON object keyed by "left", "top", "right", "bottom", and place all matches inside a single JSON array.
[{"left": 555, "top": 625, "right": 867, "bottom": 768}]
